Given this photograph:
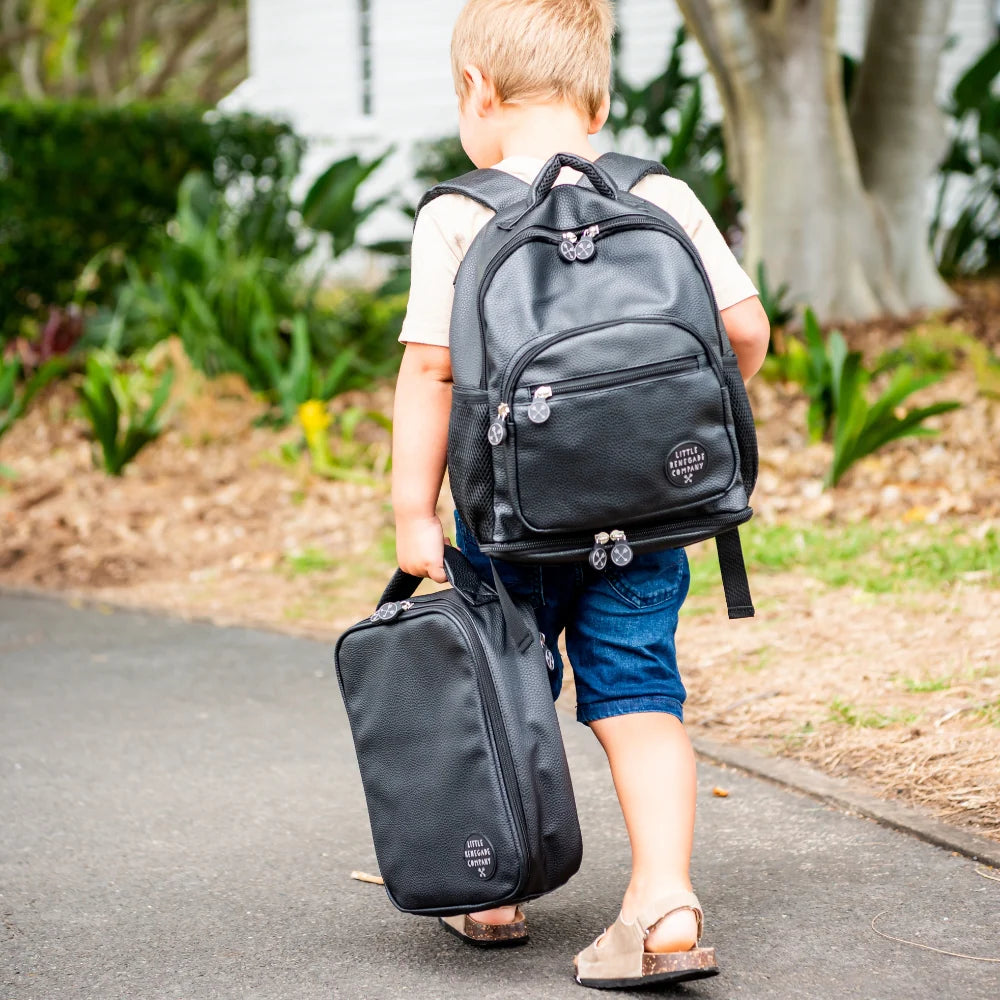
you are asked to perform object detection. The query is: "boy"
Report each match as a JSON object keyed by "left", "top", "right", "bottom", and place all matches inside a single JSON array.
[{"left": 391, "top": 0, "right": 769, "bottom": 987}]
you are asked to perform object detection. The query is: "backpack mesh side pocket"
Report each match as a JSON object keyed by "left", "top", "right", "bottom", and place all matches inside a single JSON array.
[
  {"left": 447, "top": 390, "right": 495, "bottom": 540},
  {"left": 722, "top": 357, "right": 758, "bottom": 496}
]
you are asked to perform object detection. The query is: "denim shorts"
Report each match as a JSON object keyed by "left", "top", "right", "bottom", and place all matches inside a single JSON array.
[{"left": 454, "top": 515, "right": 691, "bottom": 725}]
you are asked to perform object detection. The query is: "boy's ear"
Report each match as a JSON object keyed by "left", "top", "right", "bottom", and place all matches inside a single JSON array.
[
  {"left": 589, "top": 92, "right": 611, "bottom": 134},
  {"left": 462, "top": 64, "right": 498, "bottom": 117}
]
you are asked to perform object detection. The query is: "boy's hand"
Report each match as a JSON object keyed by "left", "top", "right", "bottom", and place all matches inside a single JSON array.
[{"left": 396, "top": 515, "right": 449, "bottom": 583}]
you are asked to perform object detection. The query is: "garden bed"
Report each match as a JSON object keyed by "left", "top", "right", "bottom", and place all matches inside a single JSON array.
[{"left": 2, "top": 290, "right": 999, "bottom": 843}]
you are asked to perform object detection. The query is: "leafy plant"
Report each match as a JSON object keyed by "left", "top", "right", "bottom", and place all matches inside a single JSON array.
[
  {"left": 301, "top": 150, "right": 393, "bottom": 257},
  {"left": 0, "top": 353, "right": 70, "bottom": 439},
  {"left": 756, "top": 261, "right": 794, "bottom": 330},
  {"left": 932, "top": 38, "right": 1000, "bottom": 276},
  {"left": 93, "top": 167, "right": 404, "bottom": 423},
  {"left": 763, "top": 308, "right": 839, "bottom": 440},
  {"left": 826, "top": 354, "right": 960, "bottom": 488},
  {"left": 76, "top": 351, "right": 174, "bottom": 475}
]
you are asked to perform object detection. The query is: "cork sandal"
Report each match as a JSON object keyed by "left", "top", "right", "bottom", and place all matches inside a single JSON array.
[
  {"left": 574, "top": 890, "right": 718, "bottom": 989},
  {"left": 439, "top": 907, "right": 528, "bottom": 948}
]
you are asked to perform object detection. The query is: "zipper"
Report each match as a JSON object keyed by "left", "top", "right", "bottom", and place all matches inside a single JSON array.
[
  {"left": 529, "top": 354, "right": 699, "bottom": 399},
  {"left": 485, "top": 508, "right": 753, "bottom": 556},
  {"left": 492, "top": 315, "right": 723, "bottom": 438},
  {"left": 354, "top": 599, "right": 531, "bottom": 893},
  {"left": 476, "top": 214, "right": 726, "bottom": 389}
]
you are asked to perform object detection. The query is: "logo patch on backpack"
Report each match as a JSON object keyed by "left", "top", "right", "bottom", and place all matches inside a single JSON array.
[
  {"left": 464, "top": 834, "right": 496, "bottom": 879},
  {"left": 666, "top": 442, "right": 708, "bottom": 487}
]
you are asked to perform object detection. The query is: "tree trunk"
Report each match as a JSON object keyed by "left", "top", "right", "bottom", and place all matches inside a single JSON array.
[
  {"left": 676, "top": 0, "right": 957, "bottom": 322},
  {"left": 850, "top": 0, "right": 956, "bottom": 309}
]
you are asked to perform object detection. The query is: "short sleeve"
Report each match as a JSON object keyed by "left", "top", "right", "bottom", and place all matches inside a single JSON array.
[
  {"left": 632, "top": 176, "right": 758, "bottom": 311},
  {"left": 397, "top": 202, "right": 463, "bottom": 349}
]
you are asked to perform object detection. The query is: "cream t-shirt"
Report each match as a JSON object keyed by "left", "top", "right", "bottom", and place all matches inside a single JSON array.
[{"left": 398, "top": 155, "right": 757, "bottom": 348}]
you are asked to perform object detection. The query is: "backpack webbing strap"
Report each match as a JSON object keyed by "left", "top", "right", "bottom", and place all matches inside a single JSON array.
[
  {"left": 576, "top": 153, "right": 671, "bottom": 193},
  {"left": 414, "top": 168, "right": 530, "bottom": 224},
  {"left": 715, "top": 528, "right": 755, "bottom": 619}
]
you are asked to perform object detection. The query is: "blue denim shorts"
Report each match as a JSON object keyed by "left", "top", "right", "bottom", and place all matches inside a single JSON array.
[{"left": 454, "top": 515, "right": 691, "bottom": 725}]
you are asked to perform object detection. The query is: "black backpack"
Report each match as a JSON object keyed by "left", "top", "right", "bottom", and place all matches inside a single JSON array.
[{"left": 419, "top": 152, "right": 758, "bottom": 619}]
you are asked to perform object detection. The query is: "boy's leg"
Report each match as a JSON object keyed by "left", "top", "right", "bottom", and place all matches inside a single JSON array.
[
  {"left": 589, "top": 712, "right": 699, "bottom": 951},
  {"left": 566, "top": 548, "right": 700, "bottom": 950}
]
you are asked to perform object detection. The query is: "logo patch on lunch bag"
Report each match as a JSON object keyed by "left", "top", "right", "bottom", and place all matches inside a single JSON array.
[
  {"left": 666, "top": 442, "right": 707, "bottom": 487},
  {"left": 464, "top": 834, "right": 496, "bottom": 879}
]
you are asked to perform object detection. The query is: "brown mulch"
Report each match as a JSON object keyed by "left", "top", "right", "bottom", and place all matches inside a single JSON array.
[{"left": 2, "top": 287, "right": 1000, "bottom": 843}]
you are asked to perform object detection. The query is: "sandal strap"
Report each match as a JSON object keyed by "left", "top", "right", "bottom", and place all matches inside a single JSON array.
[{"left": 636, "top": 890, "right": 704, "bottom": 943}]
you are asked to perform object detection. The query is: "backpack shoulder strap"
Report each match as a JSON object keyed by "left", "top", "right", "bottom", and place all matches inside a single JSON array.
[
  {"left": 415, "top": 168, "right": 530, "bottom": 223},
  {"left": 577, "top": 153, "right": 670, "bottom": 193}
]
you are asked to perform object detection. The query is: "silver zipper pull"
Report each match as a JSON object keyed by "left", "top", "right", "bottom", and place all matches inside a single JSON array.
[
  {"left": 575, "top": 224, "right": 599, "bottom": 261},
  {"left": 539, "top": 632, "right": 556, "bottom": 672},
  {"left": 609, "top": 529, "right": 634, "bottom": 567},
  {"left": 589, "top": 531, "right": 611, "bottom": 571},
  {"left": 487, "top": 402, "right": 510, "bottom": 445},
  {"left": 528, "top": 385, "right": 552, "bottom": 424},
  {"left": 559, "top": 231, "right": 578, "bottom": 262}
]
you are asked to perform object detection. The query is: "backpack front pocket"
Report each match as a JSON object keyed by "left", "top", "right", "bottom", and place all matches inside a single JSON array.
[{"left": 500, "top": 317, "right": 739, "bottom": 533}]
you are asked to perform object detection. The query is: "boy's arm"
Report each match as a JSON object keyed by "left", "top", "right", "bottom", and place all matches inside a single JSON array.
[
  {"left": 391, "top": 342, "right": 453, "bottom": 584},
  {"left": 720, "top": 296, "right": 770, "bottom": 383}
]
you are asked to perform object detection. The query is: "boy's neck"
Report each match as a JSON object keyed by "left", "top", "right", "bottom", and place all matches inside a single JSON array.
[{"left": 493, "top": 103, "right": 599, "bottom": 164}]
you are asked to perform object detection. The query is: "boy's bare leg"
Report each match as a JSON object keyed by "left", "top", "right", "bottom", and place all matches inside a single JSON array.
[{"left": 589, "top": 712, "right": 700, "bottom": 952}]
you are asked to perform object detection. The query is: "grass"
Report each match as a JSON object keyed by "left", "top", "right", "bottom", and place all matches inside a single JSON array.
[
  {"left": 974, "top": 698, "right": 1000, "bottom": 727},
  {"left": 901, "top": 675, "right": 952, "bottom": 693},
  {"left": 283, "top": 547, "right": 337, "bottom": 575},
  {"left": 687, "top": 521, "right": 1000, "bottom": 597},
  {"left": 828, "top": 698, "right": 918, "bottom": 729}
]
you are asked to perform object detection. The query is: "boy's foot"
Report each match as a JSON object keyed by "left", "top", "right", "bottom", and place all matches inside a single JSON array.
[
  {"left": 439, "top": 906, "right": 528, "bottom": 948},
  {"left": 573, "top": 890, "right": 718, "bottom": 989},
  {"left": 470, "top": 905, "right": 519, "bottom": 924}
]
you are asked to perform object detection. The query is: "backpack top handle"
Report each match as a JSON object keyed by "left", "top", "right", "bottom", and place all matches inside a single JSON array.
[{"left": 529, "top": 152, "right": 619, "bottom": 205}]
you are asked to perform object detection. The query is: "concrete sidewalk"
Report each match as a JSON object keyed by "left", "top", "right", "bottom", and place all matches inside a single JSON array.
[{"left": 1, "top": 591, "right": 997, "bottom": 1000}]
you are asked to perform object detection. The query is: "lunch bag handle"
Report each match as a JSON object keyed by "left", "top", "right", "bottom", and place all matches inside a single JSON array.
[{"left": 378, "top": 546, "right": 536, "bottom": 653}]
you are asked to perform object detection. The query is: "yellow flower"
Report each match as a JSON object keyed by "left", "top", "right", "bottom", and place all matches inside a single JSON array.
[{"left": 297, "top": 399, "right": 330, "bottom": 436}]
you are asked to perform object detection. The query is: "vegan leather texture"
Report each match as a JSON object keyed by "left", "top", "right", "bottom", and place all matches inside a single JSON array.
[
  {"left": 422, "top": 152, "right": 759, "bottom": 618},
  {"left": 334, "top": 547, "right": 583, "bottom": 917}
]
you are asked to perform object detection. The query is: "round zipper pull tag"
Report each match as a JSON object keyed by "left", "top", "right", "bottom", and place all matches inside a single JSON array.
[
  {"left": 528, "top": 386, "right": 552, "bottom": 424},
  {"left": 589, "top": 532, "right": 611, "bottom": 571},
  {"left": 574, "top": 236, "right": 595, "bottom": 261},
  {"left": 487, "top": 402, "right": 510, "bottom": 445},
  {"left": 609, "top": 530, "right": 634, "bottom": 567},
  {"left": 559, "top": 231, "right": 578, "bottom": 262},
  {"left": 375, "top": 601, "right": 402, "bottom": 622}
]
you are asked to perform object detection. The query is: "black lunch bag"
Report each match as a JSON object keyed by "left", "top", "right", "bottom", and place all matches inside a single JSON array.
[
  {"left": 334, "top": 546, "right": 583, "bottom": 916},
  {"left": 422, "top": 151, "right": 759, "bottom": 618}
]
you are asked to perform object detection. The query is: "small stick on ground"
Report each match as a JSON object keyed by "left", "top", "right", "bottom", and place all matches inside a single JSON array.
[{"left": 350, "top": 870, "right": 384, "bottom": 885}]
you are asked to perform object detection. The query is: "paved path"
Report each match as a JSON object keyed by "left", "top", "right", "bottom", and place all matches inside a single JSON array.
[{"left": 2, "top": 592, "right": 998, "bottom": 1000}]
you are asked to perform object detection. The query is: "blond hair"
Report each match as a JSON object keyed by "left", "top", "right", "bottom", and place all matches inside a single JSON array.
[{"left": 451, "top": 0, "right": 615, "bottom": 119}]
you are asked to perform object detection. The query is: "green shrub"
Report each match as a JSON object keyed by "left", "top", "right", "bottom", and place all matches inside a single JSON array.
[
  {"left": 0, "top": 353, "right": 70, "bottom": 439},
  {"left": 826, "top": 355, "right": 960, "bottom": 488},
  {"left": 77, "top": 351, "right": 174, "bottom": 476},
  {"left": 0, "top": 101, "right": 303, "bottom": 342},
  {"left": 932, "top": 38, "right": 1000, "bottom": 276},
  {"left": 92, "top": 165, "right": 404, "bottom": 423}
]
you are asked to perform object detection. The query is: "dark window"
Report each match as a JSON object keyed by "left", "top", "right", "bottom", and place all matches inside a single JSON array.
[{"left": 358, "top": 0, "right": 373, "bottom": 116}]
